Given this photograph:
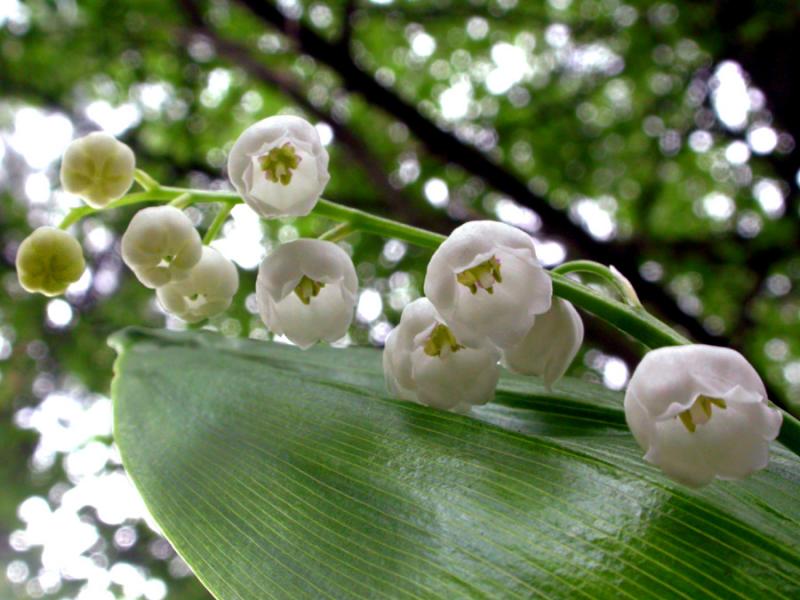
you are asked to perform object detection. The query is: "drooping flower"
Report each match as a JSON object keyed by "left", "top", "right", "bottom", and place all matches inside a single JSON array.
[
  {"left": 383, "top": 298, "right": 501, "bottom": 412},
  {"left": 624, "top": 344, "right": 782, "bottom": 487},
  {"left": 227, "top": 115, "right": 330, "bottom": 218},
  {"left": 156, "top": 246, "right": 239, "bottom": 323},
  {"left": 60, "top": 132, "right": 135, "bottom": 208},
  {"left": 424, "top": 220, "right": 552, "bottom": 348},
  {"left": 503, "top": 298, "right": 583, "bottom": 387},
  {"left": 16, "top": 227, "right": 85, "bottom": 296},
  {"left": 121, "top": 206, "right": 203, "bottom": 289},
  {"left": 256, "top": 239, "right": 357, "bottom": 349}
]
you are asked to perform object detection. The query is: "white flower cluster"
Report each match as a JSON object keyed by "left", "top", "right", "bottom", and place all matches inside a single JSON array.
[
  {"left": 117, "top": 114, "right": 334, "bottom": 324},
  {"left": 230, "top": 117, "right": 358, "bottom": 349},
  {"left": 15, "top": 118, "right": 784, "bottom": 489},
  {"left": 384, "top": 220, "right": 583, "bottom": 411},
  {"left": 120, "top": 205, "right": 238, "bottom": 323},
  {"left": 381, "top": 219, "right": 782, "bottom": 488}
]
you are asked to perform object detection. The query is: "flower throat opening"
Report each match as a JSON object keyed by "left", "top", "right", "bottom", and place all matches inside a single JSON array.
[
  {"left": 456, "top": 256, "right": 502, "bottom": 294},
  {"left": 259, "top": 143, "right": 301, "bottom": 185},
  {"left": 678, "top": 395, "right": 727, "bottom": 433},
  {"left": 424, "top": 323, "right": 464, "bottom": 357},
  {"left": 294, "top": 275, "right": 325, "bottom": 305}
]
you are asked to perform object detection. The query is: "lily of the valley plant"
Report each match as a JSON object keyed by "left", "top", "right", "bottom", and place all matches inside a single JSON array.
[{"left": 15, "top": 115, "right": 797, "bottom": 489}]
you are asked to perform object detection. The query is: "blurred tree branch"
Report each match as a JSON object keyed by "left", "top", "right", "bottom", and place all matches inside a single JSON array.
[
  {"left": 710, "top": 0, "right": 800, "bottom": 217},
  {"left": 339, "top": 0, "right": 357, "bottom": 50}
]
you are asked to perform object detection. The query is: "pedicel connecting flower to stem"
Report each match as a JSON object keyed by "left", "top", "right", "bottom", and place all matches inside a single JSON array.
[
  {"left": 60, "top": 132, "right": 135, "bottom": 208},
  {"left": 16, "top": 227, "right": 85, "bottom": 296},
  {"left": 624, "top": 344, "right": 783, "bottom": 487},
  {"left": 424, "top": 220, "right": 552, "bottom": 348},
  {"left": 503, "top": 298, "right": 584, "bottom": 388},
  {"left": 121, "top": 206, "right": 203, "bottom": 289},
  {"left": 383, "top": 298, "right": 501, "bottom": 412},
  {"left": 156, "top": 246, "right": 239, "bottom": 323},
  {"left": 227, "top": 115, "right": 330, "bottom": 218},
  {"left": 256, "top": 239, "right": 357, "bottom": 349}
]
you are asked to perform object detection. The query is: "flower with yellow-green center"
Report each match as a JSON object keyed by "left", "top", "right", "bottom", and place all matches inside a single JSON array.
[
  {"left": 383, "top": 298, "right": 500, "bottom": 412},
  {"left": 624, "top": 344, "right": 782, "bottom": 487},
  {"left": 256, "top": 239, "right": 357, "bottom": 349},
  {"left": 16, "top": 227, "right": 85, "bottom": 296},
  {"left": 60, "top": 132, "right": 135, "bottom": 208},
  {"left": 227, "top": 115, "right": 330, "bottom": 218},
  {"left": 424, "top": 220, "right": 552, "bottom": 348}
]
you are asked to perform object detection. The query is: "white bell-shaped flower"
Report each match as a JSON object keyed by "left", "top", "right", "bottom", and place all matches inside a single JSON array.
[
  {"left": 383, "top": 298, "right": 501, "bottom": 412},
  {"left": 424, "top": 220, "right": 552, "bottom": 348},
  {"left": 625, "top": 344, "right": 783, "bottom": 487},
  {"left": 227, "top": 115, "right": 330, "bottom": 218},
  {"left": 121, "top": 206, "right": 203, "bottom": 289},
  {"left": 503, "top": 298, "right": 583, "bottom": 387},
  {"left": 256, "top": 239, "right": 357, "bottom": 349},
  {"left": 60, "top": 132, "right": 135, "bottom": 208},
  {"left": 156, "top": 246, "right": 239, "bottom": 323}
]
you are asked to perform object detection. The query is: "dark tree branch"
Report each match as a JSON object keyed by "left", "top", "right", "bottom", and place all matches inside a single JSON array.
[
  {"left": 339, "top": 0, "right": 357, "bottom": 50},
  {"left": 709, "top": 0, "right": 800, "bottom": 217}
]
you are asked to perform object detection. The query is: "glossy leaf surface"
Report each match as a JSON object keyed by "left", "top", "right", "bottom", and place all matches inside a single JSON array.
[{"left": 111, "top": 328, "right": 800, "bottom": 599}]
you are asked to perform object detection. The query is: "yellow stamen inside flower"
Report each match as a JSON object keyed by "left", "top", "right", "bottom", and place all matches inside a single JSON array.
[
  {"left": 677, "top": 395, "right": 727, "bottom": 433},
  {"left": 424, "top": 323, "right": 464, "bottom": 357},
  {"left": 259, "top": 143, "right": 301, "bottom": 185},
  {"left": 456, "top": 256, "right": 502, "bottom": 294},
  {"left": 294, "top": 275, "right": 325, "bottom": 305}
]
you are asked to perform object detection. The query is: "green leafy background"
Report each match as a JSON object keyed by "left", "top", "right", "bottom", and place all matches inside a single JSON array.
[{"left": 1, "top": 0, "right": 799, "bottom": 598}]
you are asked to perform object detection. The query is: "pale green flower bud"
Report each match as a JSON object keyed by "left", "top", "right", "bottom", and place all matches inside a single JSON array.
[
  {"left": 60, "top": 132, "right": 135, "bottom": 208},
  {"left": 16, "top": 227, "right": 85, "bottom": 296}
]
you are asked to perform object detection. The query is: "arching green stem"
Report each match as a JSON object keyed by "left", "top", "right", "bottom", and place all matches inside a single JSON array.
[
  {"left": 554, "top": 260, "right": 642, "bottom": 308},
  {"left": 133, "top": 168, "right": 160, "bottom": 191},
  {"left": 52, "top": 181, "right": 691, "bottom": 350},
  {"left": 57, "top": 192, "right": 164, "bottom": 229},
  {"left": 314, "top": 200, "right": 444, "bottom": 249}
]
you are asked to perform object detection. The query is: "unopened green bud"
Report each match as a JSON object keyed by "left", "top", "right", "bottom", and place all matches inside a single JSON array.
[
  {"left": 16, "top": 227, "right": 85, "bottom": 296},
  {"left": 60, "top": 132, "right": 135, "bottom": 208}
]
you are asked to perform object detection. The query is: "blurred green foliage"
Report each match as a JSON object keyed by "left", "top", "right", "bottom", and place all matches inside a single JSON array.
[{"left": 1, "top": 0, "right": 799, "bottom": 598}]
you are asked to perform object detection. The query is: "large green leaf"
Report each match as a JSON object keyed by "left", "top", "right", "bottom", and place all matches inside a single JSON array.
[{"left": 111, "top": 328, "right": 800, "bottom": 599}]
